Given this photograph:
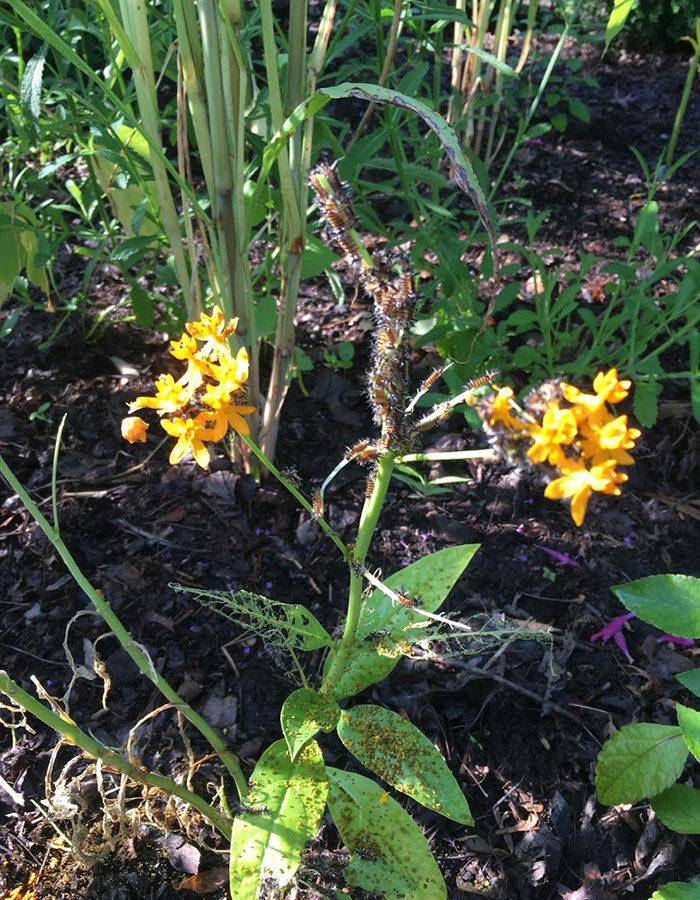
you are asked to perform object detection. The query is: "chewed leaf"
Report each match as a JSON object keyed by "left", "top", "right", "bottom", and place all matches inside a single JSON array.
[
  {"left": 595, "top": 723, "right": 687, "bottom": 806},
  {"left": 324, "top": 544, "right": 479, "bottom": 700},
  {"left": 281, "top": 689, "right": 340, "bottom": 761},
  {"left": 326, "top": 767, "right": 446, "bottom": 900},
  {"left": 337, "top": 705, "right": 472, "bottom": 824},
  {"left": 229, "top": 739, "right": 327, "bottom": 899},
  {"left": 170, "top": 583, "right": 333, "bottom": 653}
]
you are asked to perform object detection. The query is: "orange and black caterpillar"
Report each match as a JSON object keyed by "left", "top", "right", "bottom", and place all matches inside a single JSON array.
[
  {"left": 309, "top": 163, "right": 357, "bottom": 254},
  {"left": 466, "top": 370, "right": 499, "bottom": 391}
]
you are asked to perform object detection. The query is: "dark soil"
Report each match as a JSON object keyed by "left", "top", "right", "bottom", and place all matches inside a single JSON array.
[{"left": 1, "top": 46, "right": 699, "bottom": 900}]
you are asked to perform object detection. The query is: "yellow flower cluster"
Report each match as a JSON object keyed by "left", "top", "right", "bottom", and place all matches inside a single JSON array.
[
  {"left": 487, "top": 369, "right": 641, "bottom": 526},
  {"left": 121, "top": 306, "right": 254, "bottom": 469}
]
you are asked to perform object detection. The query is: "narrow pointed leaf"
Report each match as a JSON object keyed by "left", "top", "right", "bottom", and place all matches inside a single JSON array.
[
  {"left": 613, "top": 575, "right": 700, "bottom": 639},
  {"left": 337, "top": 705, "right": 472, "bottom": 824},
  {"left": 651, "top": 784, "right": 700, "bottom": 834},
  {"left": 326, "top": 767, "right": 446, "bottom": 899},
  {"left": 281, "top": 689, "right": 340, "bottom": 761},
  {"left": 595, "top": 723, "right": 687, "bottom": 806},
  {"left": 229, "top": 739, "right": 327, "bottom": 899},
  {"left": 324, "top": 544, "right": 479, "bottom": 700}
]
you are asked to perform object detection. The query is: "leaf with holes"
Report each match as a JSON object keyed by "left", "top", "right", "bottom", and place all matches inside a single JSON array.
[
  {"left": 337, "top": 704, "right": 472, "bottom": 824},
  {"left": 326, "top": 767, "right": 446, "bottom": 899},
  {"left": 324, "top": 544, "right": 479, "bottom": 700},
  {"left": 229, "top": 739, "right": 327, "bottom": 899}
]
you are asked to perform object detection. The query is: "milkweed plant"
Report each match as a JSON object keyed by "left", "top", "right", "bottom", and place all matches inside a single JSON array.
[{"left": 0, "top": 163, "right": 646, "bottom": 899}]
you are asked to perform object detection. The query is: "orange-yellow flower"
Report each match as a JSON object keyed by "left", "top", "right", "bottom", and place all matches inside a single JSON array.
[
  {"left": 545, "top": 459, "right": 628, "bottom": 526},
  {"left": 527, "top": 405, "right": 578, "bottom": 465},
  {"left": 121, "top": 416, "right": 149, "bottom": 443},
  {"left": 128, "top": 373, "right": 192, "bottom": 416},
  {"left": 186, "top": 305, "right": 238, "bottom": 348},
  {"left": 579, "top": 413, "right": 641, "bottom": 465},
  {"left": 161, "top": 413, "right": 217, "bottom": 468},
  {"left": 489, "top": 387, "right": 527, "bottom": 432}
]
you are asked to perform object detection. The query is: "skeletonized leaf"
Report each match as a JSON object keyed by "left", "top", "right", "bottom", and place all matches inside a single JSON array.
[
  {"left": 326, "top": 767, "right": 446, "bottom": 899},
  {"left": 229, "top": 739, "right": 328, "bottom": 899},
  {"left": 337, "top": 705, "right": 472, "bottom": 824}
]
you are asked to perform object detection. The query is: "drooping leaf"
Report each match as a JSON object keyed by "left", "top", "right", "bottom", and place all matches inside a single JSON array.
[
  {"left": 613, "top": 575, "right": 700, "bottom": 639},
  {"left": 318, "top": 84, "right": 498, "bottom": 278},
  {"left": 229, "top": 739, "right": 328, "bottom": 899},
  {"left": 677, "top": 704, "right": 700, "bottom": 762},
  {"left": 258, "top": 85, "right": 498, "bottom": 277},
  {"left": 326, "top": 767, "right": 446, "bottom": 899},
  {"left": 651, "top": 878, "right": 700, "bottom": 900},
  {"left": 595, "top": 723, "right": 687, "bottom": 806},
  {"left": 337, "top": 705, "right": 472, "bottom": 824},
  {"left": 651, "top": 784, "right": 700, "bottom": 834},
  {"left": 324, "top": 544, "right": 479, "bottom": 700},
  {"left": 281, "top": 689, "right": 340, "bottom": 761}
]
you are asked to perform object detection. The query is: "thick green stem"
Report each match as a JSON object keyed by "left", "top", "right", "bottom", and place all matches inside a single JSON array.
[
  {"left": 0, "top": 671, "right": 232, "bottom": 840},
  {"left": 0, "top": 453, "right": 248, "bottom": 801},
  {"left": 321, "top": 451, "right": 395, "bottom": 696}
]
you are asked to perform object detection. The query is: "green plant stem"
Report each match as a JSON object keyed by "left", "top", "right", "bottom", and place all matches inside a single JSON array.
[
  {"left": 397, "top": 449, "right": 497, "bottom": 463},
  {"left": 0, "top": 452, "right": 248, "bottom": 801},
  {"left": 489, "top": 15, "right": 573, "bottom": 200},
  {"left": 320, "top": 451, "right": 396, "bottom": 696},
  {"left": 665, "top": 31, "right": 700, "bottom": 168},
  {"left": 0, "top": 671, "right": 232, "bottom": 840},
  {"left": 241, "top": 435, "right": 349, "bottom": 559}
]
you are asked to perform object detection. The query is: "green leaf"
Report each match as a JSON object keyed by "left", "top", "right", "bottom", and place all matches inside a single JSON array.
[
  {"left": 633, "top": 378, "right": 661, "bottom": 426},
  {"left": 569, "top": 100, "right": 590, "bottom": 123},
  {"left": 676, "top": 669, "right": 700, "bottom": 698},
  {"left": 260, "top": 85, "right": 498, "bottom": 279},
  {"left": 337, "top": 705, "right": 472, "bottom": 824},
  {"left": 0, "top": 219, "right": 22, "bottom": 307},
  {"left": 130, "top": 284, "right": 154, "bottom": 330},
  {"left": 229, "top": 739, "right": 328, "bottom": 899},
  {"left": 550, "top": 113, "right": 568, "bottom": 132},
  {"left": 604, "top": 0, "right": 636, "bottom": 52},
  {"left": 326, "top": 768, "right": 446, "bottom": 899},
  {"left": 323, "top": 544, "right": 479, "bottom": 700},
  {"left": 651, "top": 878, "right": 700, "bottom": 899},
  {"left": 595, "top": 723, "right": 687, "bottom": 806},
  {"left": 300, "top": 234, "right": 341, "bottom": 279},
  {"left": 281, "top": 689, "right": 340, "bottom": 761},
  {"left": 651, "top": 784, "right": 700, "bottom": 834},
  {"left": 677, "top": 704, "right": 700, "bottom": 762},
  {"left": 613, "top": 575, "right": 700, "bottom": 638}
]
